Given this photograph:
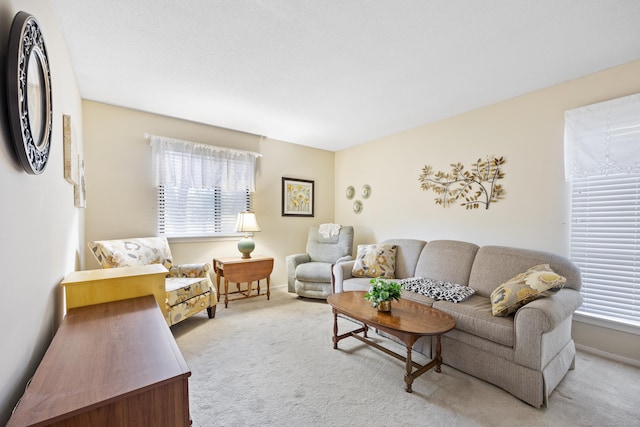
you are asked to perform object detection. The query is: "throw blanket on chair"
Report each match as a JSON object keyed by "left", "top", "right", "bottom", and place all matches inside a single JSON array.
[{"left": 319, "top": 223, "right": 341, "bottom": 238}]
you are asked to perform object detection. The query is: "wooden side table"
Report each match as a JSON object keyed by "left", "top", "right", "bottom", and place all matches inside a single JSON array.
[{"left": 214, "top": 256, "right": 274, "bottom": 308}]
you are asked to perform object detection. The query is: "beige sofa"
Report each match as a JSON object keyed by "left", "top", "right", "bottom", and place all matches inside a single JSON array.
[{"left": 332, "top": 239, "right": 583, "bottom": 408}]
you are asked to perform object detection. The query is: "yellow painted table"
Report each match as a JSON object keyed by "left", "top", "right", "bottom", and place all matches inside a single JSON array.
[{"left": 60, "top": 264, "right": 168, "bottom": 315}]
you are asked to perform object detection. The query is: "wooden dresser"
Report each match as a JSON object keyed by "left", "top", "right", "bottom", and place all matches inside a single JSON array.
[{"left": 7, "top": 296, "right": 191, "bottom": 426}]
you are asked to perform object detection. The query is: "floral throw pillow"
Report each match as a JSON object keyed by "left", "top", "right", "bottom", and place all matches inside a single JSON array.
[
  {"left": 351, "top": 244, "right": 397, "bottom": 279},
  {"left": 490, "top": 264, "right": 566, "bottom": 317}
]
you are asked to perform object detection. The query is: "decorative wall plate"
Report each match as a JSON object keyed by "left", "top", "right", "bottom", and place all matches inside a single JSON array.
[
  {"left": 361, "top": 184, "right": 371, "bottom": 199},
  {"left": 353, "top": 200, "right": 363, "bottom": 214},
  {"left": 346, "top": 185, "right": 355, "bottom": 200},
  {"left": 6, "top": 12, "right": 53, "bottom": 174}
]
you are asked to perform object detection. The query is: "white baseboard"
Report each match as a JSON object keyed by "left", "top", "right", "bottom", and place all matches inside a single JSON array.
[{"left": 576, "top": 343, "right": 640, "bottom": 368}]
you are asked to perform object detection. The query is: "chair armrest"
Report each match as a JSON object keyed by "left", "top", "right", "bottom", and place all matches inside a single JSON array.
[
  {"left": 286, "top": 254, "right": 311, "bottom": 293},
  {"left": 331, "top": 260, "right": 355, "bottom": 293},
  {"left": 335, "top": 255, "right": 353, "bottom": 264},
  {"left": 169, "top": 263, "right": 211, "bottom": 278}
]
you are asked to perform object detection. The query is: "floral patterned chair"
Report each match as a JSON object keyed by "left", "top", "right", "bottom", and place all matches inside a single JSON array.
[{"left": 88, "top": 237, "right": 216, "bottom": 326}]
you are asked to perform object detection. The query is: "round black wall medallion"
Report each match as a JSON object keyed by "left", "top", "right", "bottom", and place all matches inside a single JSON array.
[{"left": 6, "top": 11, "right": 53, "bottom": 174}]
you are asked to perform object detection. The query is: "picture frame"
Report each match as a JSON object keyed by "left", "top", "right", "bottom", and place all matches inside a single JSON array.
[
  {"left": 63, "top": 115, "right": 78, "bottom": 184},
  {"left": 282, "top": 177, "right": 314, "bottom": 217},
  {"left": 74, "top": 159, "right": 86, "bottom": 208}
]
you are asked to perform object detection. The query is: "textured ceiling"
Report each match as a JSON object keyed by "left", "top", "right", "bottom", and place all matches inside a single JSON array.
[{"left": 52, "top": 1, "right": 640, "bottom": 151}]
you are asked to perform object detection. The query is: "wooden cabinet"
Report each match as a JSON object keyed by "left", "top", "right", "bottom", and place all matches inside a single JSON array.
[
  {"left": 214, "top": 256, "right": 274, "bottom": 307},
  {"left": 60, "top": 264, "right": 168, "bottom": 315},
  {"left": 7, "top": 296, "right": 191, "bottom": 427}
]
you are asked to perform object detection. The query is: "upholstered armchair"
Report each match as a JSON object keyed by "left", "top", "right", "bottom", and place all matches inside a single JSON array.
[
  {"left": 88, "top": 237, "right": 217, "bottom": 326},
  {"left": 286, "top": 224, "right": 354, "bottom": 299}
]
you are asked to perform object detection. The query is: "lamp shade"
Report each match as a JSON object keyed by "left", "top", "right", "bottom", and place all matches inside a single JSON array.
[{"left": 235, "top": 212, "right": 261, "bottom": 233}]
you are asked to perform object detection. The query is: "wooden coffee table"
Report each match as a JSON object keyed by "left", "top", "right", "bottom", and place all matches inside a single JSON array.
[{"left": 327, "top": 291, "right": 456, "bottom": 392}]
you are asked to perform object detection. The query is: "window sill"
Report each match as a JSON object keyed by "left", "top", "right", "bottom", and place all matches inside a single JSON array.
[
  {"left": 166, "top": 234, "right": 243, "bottom": 244},
  {"left": 574, "top": 312, "right": 640, "bottom": 336}
]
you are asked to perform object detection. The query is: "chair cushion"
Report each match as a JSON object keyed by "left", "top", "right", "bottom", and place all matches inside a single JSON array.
[
  {"left": 352, "top": 244, "right": 397, "bottom": 278},
  {"left": 166, "top": 292, "right": 211, "bottom": 326},
  {"left": 306, "top": 225, "right": 354, "bottom": 263},
  {"left": 296, "top": 262, "right": 332, "bottom": 283},
  {"left": 89, "top": 237, "right": 173, "bottom": 269},
  {"left": 165, "top": 277, "right": 211, "bottom": 306},
  {"left": 490, "top": 264, "right": 566, "bottom": 317}
]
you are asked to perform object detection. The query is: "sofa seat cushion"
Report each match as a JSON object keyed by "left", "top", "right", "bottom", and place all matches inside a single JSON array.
[
  {"left": 433, "top": 295, "right": 515, "bottom": 347},
  {"left": 296, "top": 262, "right": 332, "bottom": 283},
  {"left": 400, "top": 289, "right": 435, "bottom": 306},
  {"left": 342, "top": 277, "right": 374, "bottom": 292},
  {"left": 165, "top": 277, "right": 211, "bottom": 307}
]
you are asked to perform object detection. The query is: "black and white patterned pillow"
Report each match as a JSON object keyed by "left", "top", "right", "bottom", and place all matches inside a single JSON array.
[{"left": 399, "top": 277, "right": 475, "bottom": 303}]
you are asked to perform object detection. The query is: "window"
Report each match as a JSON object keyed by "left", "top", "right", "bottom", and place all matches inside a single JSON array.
[
  {"left": 565, "top": 93, "right": 640, "bottom": 330},
  {"left": 570, "top": 173, "right": 640, "bottom": 327},
  {"left": 150, "top": 135, "right": 261, "bottom": 238}
]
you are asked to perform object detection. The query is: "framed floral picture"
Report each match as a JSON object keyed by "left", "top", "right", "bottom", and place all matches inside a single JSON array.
[{"left": 282, "top": 177, "right": 314, "bottom": 217}]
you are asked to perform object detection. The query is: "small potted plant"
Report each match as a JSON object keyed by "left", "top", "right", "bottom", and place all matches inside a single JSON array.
[{"left": 364, "top": 277, "right": 403, "bottom": 311}]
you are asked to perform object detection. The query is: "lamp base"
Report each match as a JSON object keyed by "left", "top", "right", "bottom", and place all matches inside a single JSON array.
[{"left": 237, "top": 236, "right": 255, "bottom": 259}]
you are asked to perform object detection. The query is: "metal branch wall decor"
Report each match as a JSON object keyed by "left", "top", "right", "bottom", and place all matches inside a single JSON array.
[{"left": 418, "top": 156, "right": 506, "bottom": 210}]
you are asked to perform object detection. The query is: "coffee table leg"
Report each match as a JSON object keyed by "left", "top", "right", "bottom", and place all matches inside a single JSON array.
[
  {"left": 404, "top": 336, "right": 417, "bottom": 393},
  {"left": 435, "top": 335, "right": 442, "bottom": 373}
]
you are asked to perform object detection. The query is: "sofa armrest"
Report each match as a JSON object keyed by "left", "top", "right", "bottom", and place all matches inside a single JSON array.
[
  {"left": 513, "top": 288, "right": 583, "bottom": 369},
  {"left": 286, "top": 253, "right": 311, "bottom": 293},
  {"left": 331, "top": 260, "right": 355, "bottom": 293},
  {"left": 515, "top": 288, "right": 583, "bottom": 331}
]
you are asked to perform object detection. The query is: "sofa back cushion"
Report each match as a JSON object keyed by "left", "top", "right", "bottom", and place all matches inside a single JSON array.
[
  {"left": 469, "top": 245, "right": 582, "bottom": 298},
  {"left": 380, "top": 239, "right": 427, "bottom": 279},
  {"left": 414, "top": 240, "right": 479, "bottom": 285}
]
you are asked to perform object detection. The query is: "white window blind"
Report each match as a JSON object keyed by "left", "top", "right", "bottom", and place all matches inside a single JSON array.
[
  {"left": 565, "top": 93, "right": 640, "bottom": 330},
  {"left": 570, "top": 174, "right": 640, "bottom": 327},
  {"left": 150, "top": 135, "right": 261, "bottom": 238}
]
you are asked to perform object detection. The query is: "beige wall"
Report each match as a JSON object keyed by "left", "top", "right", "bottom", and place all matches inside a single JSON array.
[
  {"left": 0, "top": 1, "right": 83, "bottom": 424},
  {"left": 82, "top": 101, "right": 335, "bottom": 286},
  {"left": 335, "top": 60, "right": 640, "bottom": 363}
]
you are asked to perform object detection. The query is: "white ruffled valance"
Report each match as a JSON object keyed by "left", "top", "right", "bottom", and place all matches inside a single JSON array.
[
  {"left": 564, "top": 93, "right": 640, "bottom": 180},
  {"left": 150, "top": 135, "right": 262, "bottom": 192}
]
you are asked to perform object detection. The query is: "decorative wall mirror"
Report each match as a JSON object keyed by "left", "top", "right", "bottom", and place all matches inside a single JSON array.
[{"left": 6, "top": 12, "right": 53, "bottom": 174}]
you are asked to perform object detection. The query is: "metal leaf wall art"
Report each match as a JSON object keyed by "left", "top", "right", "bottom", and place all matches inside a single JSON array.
[{"left": 419, "top": 156, "right": 506, "bottom": 210}]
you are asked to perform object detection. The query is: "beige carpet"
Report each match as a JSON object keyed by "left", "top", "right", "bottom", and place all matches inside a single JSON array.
[{"left": 172, "top": 287, "right": 640, "bottom": 427}]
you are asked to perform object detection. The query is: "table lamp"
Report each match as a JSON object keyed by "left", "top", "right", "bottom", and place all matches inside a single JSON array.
[{"left": 235, "top": 211, "right": 261, "bottom": 259}]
